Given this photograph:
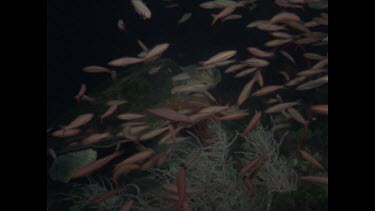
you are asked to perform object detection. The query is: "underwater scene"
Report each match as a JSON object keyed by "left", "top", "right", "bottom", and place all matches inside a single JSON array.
[{"left": 47, "top": 0, "right": 328, "bottom": 210}]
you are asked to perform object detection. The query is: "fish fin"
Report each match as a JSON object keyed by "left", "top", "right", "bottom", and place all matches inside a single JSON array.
[{"left": 210, "top": 14, "right": 217, "bottom": 26}]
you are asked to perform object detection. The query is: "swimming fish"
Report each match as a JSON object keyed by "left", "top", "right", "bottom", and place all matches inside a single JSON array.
[
  {"left": 300, "top": 176, "right": 328, "bottom": 185},
  {"left": 234, "top": 67, "right": 258, "bottom": 78},
  {"left": 112, "top": 163, "right": 141, "bottom": 185},
  {"left": 143, "top": 43, "right": 170, "bottom": 61},
  {"left": 285, "top": 20, "right": 311, "bottom": 33},
  {"left": 108, "top": 57, "right": 144, "bottom": 67},
  {"left": 224, "top": 63, "right": 248, "bottom": 74},
  {"left": 255, "top": 70, "right": 264, "bottom": 87},
  {"left": 296, "top": 75, "right": 328, "bottom": 90},
  {"left": 200, "top": 50, "right": 237, "bottom": 66},
  {"left": 148, "top": 66, "right": 161, "bottom": 75},
  {"left": 171, "top": 84, "right": 212, "bottom": 94},
  {"left": 265, "top": 39, "right": 292, "bottom": 47},
  {"left": 256, "top": 22, "right": 285, "bottom": 31},
  {"left": 246, "top": 20, "right": 269, "bottom": 28},
  {"left": 298, "top": 149, "right": 326, "bottom": 171},
  {"left": 120, "top": 200, "right": 134, "bottom": 211},
  {"left": 243, "top": 176, "right": 256, "bottom": 197},
  {"left": 82, "top": 65, "right": 111, "bottom": 73},
  {"left": 117, "top": 19, "right": 127, "bottom": 32},
  {"left": 211, "top": 3, "right": 241, "bottom": 25},
  {"left": 100, "top": 104, "right": 118, "bottom": 121},
  {"left": 241, "top": 111, "right": 262, "bottom": 136},
  {"left": 139, "top": 127, "right": 169, "bottom": 141},
  {"left": 271, "top": 32, "right": 294, "bottom": 39},
  {"left": 174, "top": 167, "right": 186, "bottom": 210},
  {"left": 71, "top": 150, "right": 124, "bottom": 179},
  {"left": 117, "top": 113, "right": 146, "bottom": 120},
  {"left": 221, "top": 14, "right": 242, "bottom": 22},
  {"left": 243, "top": 58, "right": 270, "bottom": 67},
  {"left": 252, "top": 85, "right": 285, "bottom": 97},
  {"left": 280, "top": 50, "right": 296, "bottom": 65},
  {"left": 79, "top": 132, "right": 111, "bottom": 146},
  {"left": 310, "top": 104, "right": 328, "bottom": 115},
  {"left": 247, "top": 47, "right": 274, "bottom": 58},
  {"left": 106, "top": 100, "right": 128, "bottom": 106},
  {"left": 287, "top": 107, "right": 308, "bottom": 125},
  {"left": 131, "top": 0, "right": 151, "bottom": 19},
  {"left": 52, "top": 128, "right": 81, "bottom": 138},
  {"left": 146, "top": 108, "right": 193, "bottom": 123},
  {"left": 237, "top": 78, "right": 256, "bottom": 105},
  {"left": 63, "top": 113, "right": 94, "bottom": 130},
  {"left": 81, "top": 95, "right": 95, "bottom": 102},
  {"left": 75, "top": 84, "right": 86, "bottom": 102},
  {"left": 178, "top": 13, "right": 192, "bottom": 24},
  {"left": 115, "top": 149, "right": 155, "bottom": 170},
  {"left": 137, "top": 40, "right": 149, "bottom": 52},
  {"left": 270, "top": 12, "right": 301, "bottom": 24},
  {"left": 265, "top": 102, "right": 300, "bottom": 113}
]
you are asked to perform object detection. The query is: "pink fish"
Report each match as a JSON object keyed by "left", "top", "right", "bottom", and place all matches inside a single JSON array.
[{"left": 75, "top": 84, "right": 86, "bottom": 102}]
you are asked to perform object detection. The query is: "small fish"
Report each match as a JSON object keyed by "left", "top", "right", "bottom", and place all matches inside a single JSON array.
[
  {"left": 200, "top": 1, "right": 221, "bottom": 9},
  {"left": 100, "top": 104, "right": 118, "bottom": 121},
  {"left": 298, "top": 149, "right": 326, "bottom": 171},
  {"left": 120, "top": 200, "right": 134, "bottom": 211},
  {"left": 311, "top": 58, "right": 328, "bottom": 70},
  {"left": 75, "top": 84, "right": 86, "bottom": 102},
  {"left": 115, "top": 149, "right": 155, "bottom": 169},
  {"left": 174, "top": 167, "right": 186, "bottom": 210},
  {"left": 252, "top": 85, "right": 285, "bottom": 97},
  {"left": 82, "top": 65, "right": 111, "bottom": 73},
  {"left": 106, "top": 100, "right": 128, "bottom": 106},
  {"left": 201, "top": 50, "right": 237, "bottom": 66},
  {"left": 304, "top": 21, "right": 319, "bottom": 27},
  {"left": 108, "top": 57, "right": 144, "bottom": 67},
  {"left": 271, "top": 32, "right": 294, "bottom": 39},
  {"left": 117, "top": 113, "right": 145, "bottom": 120},
  {"left": 131, "top": 0, "right": 151, "bottom": 19},
  {"left": 285, "top": 20, "right": 311, "bottom": 33},
  {"left": 271, "top": 123, "right": 291, "bottom": 132},
  {"left": 280, "top": 71, "right": 290, "bottom": 81},
  {"left": 113, "top": 163, "right": 141, "bottom": 185},
  {"left": 81, "top": 95, "right": 95, "bottom": 102},
  {"left": 89, "top": 187, "right": 125, "bottom": 205},
  {"left": 280, "top": 50, "right": 296, "bottom": 65},
  {"left": 297, "top": 68, "right": 327, "bottom": 77},
  {"left": 117, "top": 19, "right": 127, "bottom": 32},
  {"left": 221, "top": 14, "right": 242, "bottom": 22},
  {"left": 255, "top": 70, "right": 264, "bottom": 87},
  {"left": 270, "top": 12, "right": 301, "bottom": 24},
  {"left": 304, "top": 53, "right": 326, "bottom": 60},
  {"left": 256, "top": 22, "right": 285, "bottom": 31},
  {"left": 300, "top": 176, "right": 328, "bottom": 185},
  {"left": 216, "top": 111, "right": 249, "bottom": 121},
  {"left": 47, "top": 148, "right": 57, "bottom": 160},
  {"left": 143, "top": 43, "right": 170, "bottom": 61},
  {"left": 265, "top": 102, "right": 300, "bottom": 113},
  {"left": 148, "top": 66, "right": 161, "bottom": 75},
  {"left": 140, "top": 153, "right": 164, "bottom": 170},
  {"left": 284, "top": 75, "right": 306, "bottom": 86},
  {"left": 71, "top": 150, "right": 124, "bottom": 179},
  {"left": 130, "top": 125, "right": 150, "bottom": 134},
  {"left": 80, "top": 132, "right": 111, "bottom": 145},
  {"left": 224, "top": 63, "right": 248, "bottom": 74},
  {"left": 287, "top": 107, "right": 308, "bottom": 125},
  {"left": 265, "top": 39, "right": 292, "bottom": 47},
  {"left": 247, "top": 47, "right": 274, "bottom": 58},
  {"left": 172, "top": 72, "right": 192, "bottom": 81},
  {"left": 302, "top": 32, "right": 327, "bottom": 38},
  {"left": 139, "top": 127, "right": 169, "bottom": 141},
  {"left": 265, "top": 98, "right": 280, "bottom": 104},
  {"left": 296, "top": 75, "right": 328, "bottom": 90},
  {"left": 274, "top": 0, "right": 304, "bottom": 9},
  {"left": 137, "top": 40, "right": 149, "bottom": 52},
  {"left": 63, "top": 113, "right": 94, "bottom": 130},
  {"left": 310, "top": 104, "right": 328, "bottom": 115},
  {"left": 52, "top": 128, "right": 81, "bottom": 138},
  {"left": 234, "top": 67, "right": 258, "bottom": 78},
  {"left": 246, "top": 20, "right": 268, "bottom": 28},
  {"left": 313, "top": 17, "right": 328, "bottom": 26},
  {"left": 239, "top": 153, "right": 267, "bottom": 177},
  {"left": 171, "top": 84, "right": 212, "bottom": 94},
  {"left": 241, "top": 111, "right": 262, "bottom": 136},
  {"left": 199, "top": 106, "right": 229, "bottom": 114},
  {"left": 165, "top": 3, "right": 179, "bottom": 8},
  {"left": 237, "top": 78, "right": 256, "bottom": 105},
  {"left": 294, "top": 37, "right": 321, "bottom": 45},
  {"left": 178, "top": 13, "right": 192, "bottom": 24},
  {"left": 243, "top": 58, "right": 270, "bottom": 67},
  {"left": 146, "top": 108, "right": 193, "bottom": 123},
  {"left": 211, "top": 3, "right": 241, "bottom": 25},
  {"left": 243, "top": 176, "right": 256, "bottom": 197}
]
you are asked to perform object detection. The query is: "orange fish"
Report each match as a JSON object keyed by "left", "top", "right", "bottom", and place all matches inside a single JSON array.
[
  {"left": 237, "top": 78, "right": 256, "bottom": 105},
  {"left": 63, "top": 113, "right": 94, "bottom": 130},
  {"left": 52, "top": 128, "right": 81, "bottom": 138},
  {"left": 146, "top": 108, "right": 193, "bottom": 123},
  {"left": 100, "top": 104, "right": 118, "bottom": 121},
  {"left": 243, "top": 176, "right": 256, "bottom": 197},
  {"left": 300, "top": 176, "right": 328, "bottom": 185},
  {"left": 298, "top": 149, "right": 326, "bottom": 171},
  {"left": 174, "top": 167, "right": 186, "bottom": 210},
  {"left": 310, "top": 104, "right": 328, "bottom": 115},
  {"left": 112, "top": 163, "right": 141, "bottom": 185},
  {"left": 241, "top": 111, "right": 262, "bottom": 136}
]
